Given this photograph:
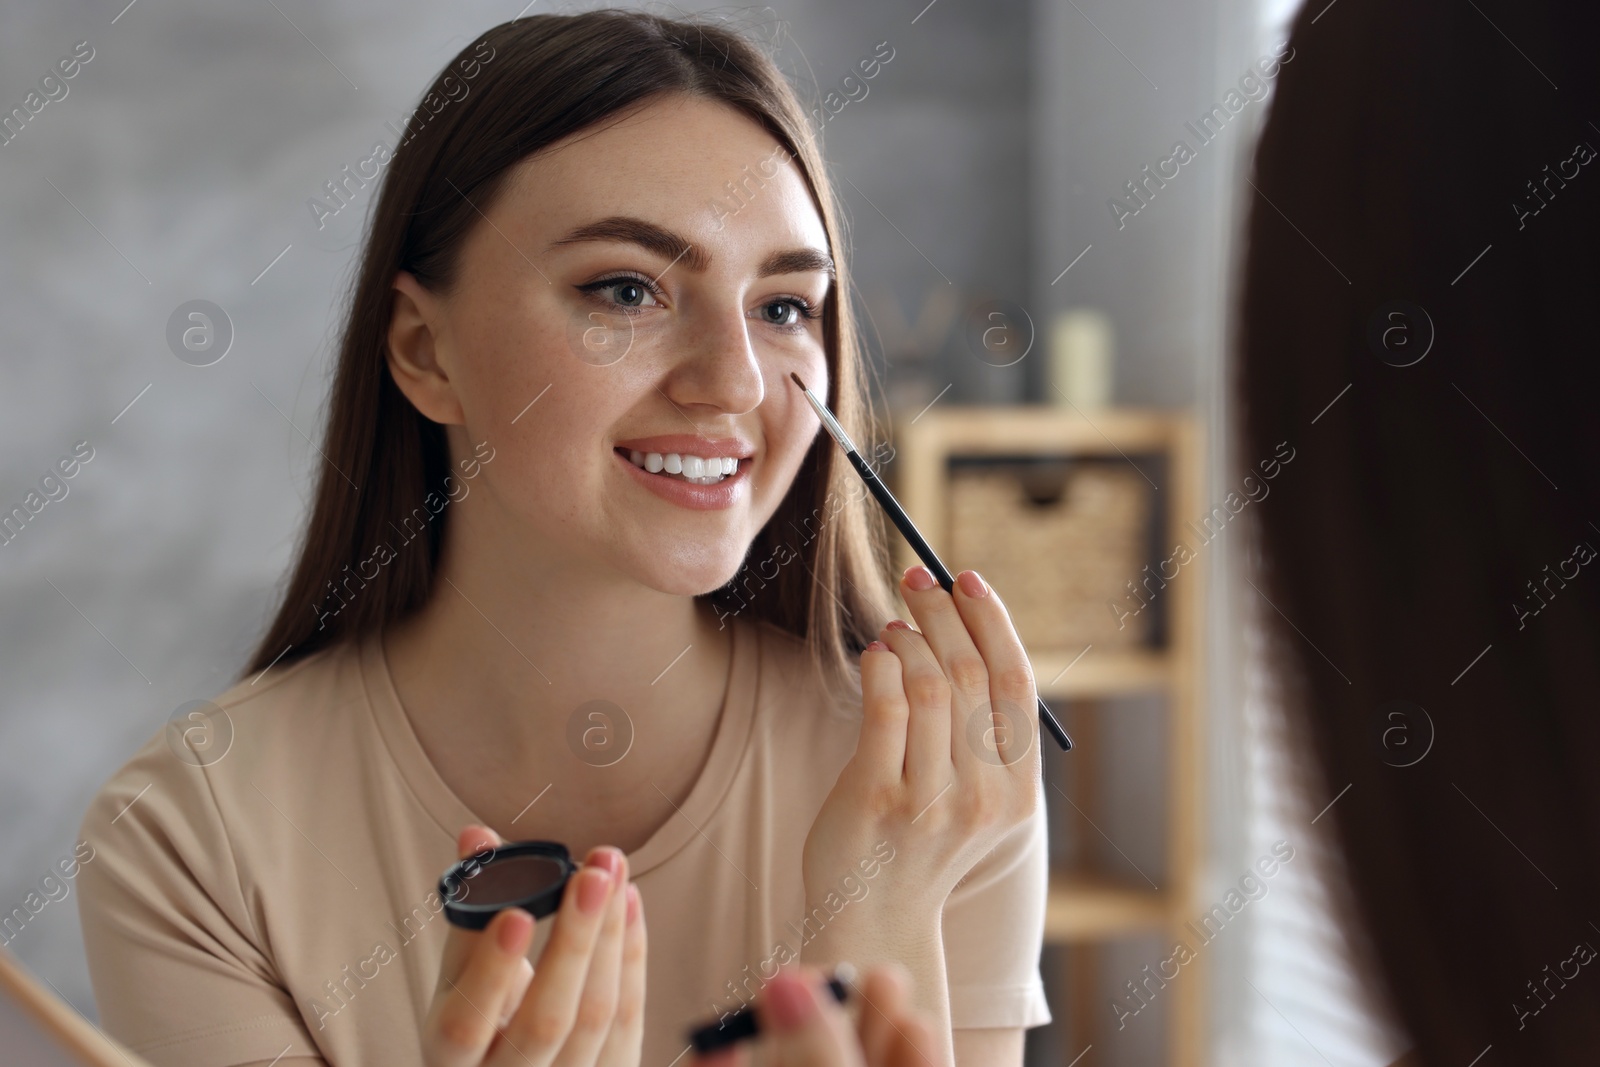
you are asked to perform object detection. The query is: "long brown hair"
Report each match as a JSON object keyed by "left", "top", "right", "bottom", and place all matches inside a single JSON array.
[
  {"left": 244, "top": 10, "right": 900, "bottom": 703},
  {"left": 1237, "top": 0, "right": 1600, "bottom": 1060}
]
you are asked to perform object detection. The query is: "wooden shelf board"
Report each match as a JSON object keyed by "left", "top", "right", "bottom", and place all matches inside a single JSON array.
[
  {"left": 1045, "top": 872, "right": 1168, "bottom": 941},
  {"left": 894, "top": 405, "right": 1184, "bottom": 455},
  {"left": 1032, "top": 648, "right": 1170, "bottom": 699}
]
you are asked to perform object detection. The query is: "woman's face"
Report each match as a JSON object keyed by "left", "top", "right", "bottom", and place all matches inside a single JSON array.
[{"left": 393, "top": 93, "right": 833, "bottom": 596}]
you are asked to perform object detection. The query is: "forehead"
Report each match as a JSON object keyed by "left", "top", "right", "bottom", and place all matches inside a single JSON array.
[{"left": 498, "top": 93, "right": 830, "bottom": 264}]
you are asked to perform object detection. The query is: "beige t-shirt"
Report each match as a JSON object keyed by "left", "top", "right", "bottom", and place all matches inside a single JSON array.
[{"left": 76, "top": 615, "right": 1051, "bottom": 1067}]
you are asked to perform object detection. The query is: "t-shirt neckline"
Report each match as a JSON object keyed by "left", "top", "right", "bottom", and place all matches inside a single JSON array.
[{"left": 356, "top": 615, "right": 760, "bottom": 878}]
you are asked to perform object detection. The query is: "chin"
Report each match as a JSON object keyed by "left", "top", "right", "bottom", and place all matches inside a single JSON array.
[{"left": 637, "top": 545, "right": 749, "bottom": 599}]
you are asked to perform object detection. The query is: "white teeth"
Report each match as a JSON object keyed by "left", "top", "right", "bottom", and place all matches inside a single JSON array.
[{"left": 622, "top": 448, "right": 743, "bottom": 485}]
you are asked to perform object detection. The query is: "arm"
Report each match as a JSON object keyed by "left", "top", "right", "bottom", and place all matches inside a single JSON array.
[
  {"left": 800, "top": 809, "right": 1047, "bottom": 1067},
  {"left": 940, "top": 787, "right": 1052, "bottom": 1067},
  {"left": 800, "top": 567, "right": 1053, "bottom": 1067},
  {"left": 798, "top": 918, "right": 1027, "bottom": 1067},
  {"left": 952, "top": 1028, "right": 1024, "bottom": 1067},
  {"left": 75, "top": 745, "right": 323, "bottom": 1065},
  {"left": 800, "top": 908, "right": 955, "bottom": 1067}
]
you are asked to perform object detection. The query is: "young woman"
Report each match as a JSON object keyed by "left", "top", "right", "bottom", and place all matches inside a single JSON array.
[{"left": 75, "top": 11, "right": 1051, "bottom": 1067}]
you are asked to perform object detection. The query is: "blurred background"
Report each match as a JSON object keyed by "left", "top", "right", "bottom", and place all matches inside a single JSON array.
[{"left": 0, "top": 0, "right": 1408, "bottom": 1064}]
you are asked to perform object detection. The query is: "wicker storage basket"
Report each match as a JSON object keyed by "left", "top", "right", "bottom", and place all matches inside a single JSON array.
[{"left": 945, "top": 459, "right": 1152, "bottom": 651}]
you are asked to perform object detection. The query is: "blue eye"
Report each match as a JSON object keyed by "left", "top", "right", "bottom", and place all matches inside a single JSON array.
[
  {"left": 758, "top": 298, "right": 818, "bottom": 329},
  {"left": 612, "top": 282, "right": 647, "bottom": 307},
  {"left": 578, "top": 274, "right": 662, "bottom": 313}
]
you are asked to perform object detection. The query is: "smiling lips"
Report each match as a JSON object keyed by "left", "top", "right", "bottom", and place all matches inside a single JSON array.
[
  {"left": 614, "top": 447, "right": 749, "bottom": 510},
  {"left": 621, "top": 449, "right": 738, "bottom": 484},
  {"left": 611, "top": 433, "right": 754, "bottom": 507},
  {"left": 611, "top": 432, "right": 754, "bottom": 484}
]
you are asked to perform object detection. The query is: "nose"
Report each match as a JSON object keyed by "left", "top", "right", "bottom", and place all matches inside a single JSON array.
[{"left": 659, "top": 300, "right": 765, "bottom": 418}]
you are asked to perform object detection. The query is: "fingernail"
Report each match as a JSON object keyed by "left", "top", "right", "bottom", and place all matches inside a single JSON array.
[
  {"left": 578, "top": 868, "right": 612, "bottom": 914},
  {"left": 864, "top": 640, "right": 889, "bottom": 652},
  {"left": 458, "top": 825, "right": 492, "bottom": 857},
  {"left": 903, "top": 565, "right": 936, "bottom": 591},
  {"left": 586, "top": 846, "right": 623, "bottom": 879},
  {"left": 626, "top": 883, "right": 640, "bottom": 925},
  {"left": 956, "top": 570, "right": 989, "bottom": 598},
  {"left": 884, "top": 619, "right": 912, "bottom": 632},
  {"left": 496, "top": 907, "right": 533, "bottom": 954},
  {"left": 766, "top": 972, "right": 816, "bottom": 1030}
]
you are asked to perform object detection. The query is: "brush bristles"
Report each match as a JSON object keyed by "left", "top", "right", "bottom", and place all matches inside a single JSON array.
[{"left": 790, "top": 371, "right": 809, "bottom": 393}]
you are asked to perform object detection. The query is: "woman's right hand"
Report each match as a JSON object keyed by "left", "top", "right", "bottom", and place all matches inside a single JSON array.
[
  {"left": 691, "top": 963, "right": 937, "bottom": 1067},
  {"left": 422, "top": 824, "right": 647, "bottom": 1067}
]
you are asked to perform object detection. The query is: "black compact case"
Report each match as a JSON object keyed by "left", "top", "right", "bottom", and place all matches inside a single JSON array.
[{"left": 438, "top": 840, "right": 579, "bottom": 929}]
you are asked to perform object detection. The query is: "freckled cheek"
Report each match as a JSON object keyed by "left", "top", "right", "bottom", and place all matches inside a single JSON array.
[
  {"left": 488, "top": 438, "right": 602, "bottom": 518},
  {"left": 455, "top": 309, "right": 575, "bottom": 426},
  {"left": 469, "top": 363, "right": 613, "bottom": 505},
  {"left": 757, "top": 418, "right": 809, "bottom": 502}
]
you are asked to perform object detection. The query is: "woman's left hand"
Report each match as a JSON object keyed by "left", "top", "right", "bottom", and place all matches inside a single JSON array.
[{"left": 800, "top": 565, "right": 1042, "bottom": 945}]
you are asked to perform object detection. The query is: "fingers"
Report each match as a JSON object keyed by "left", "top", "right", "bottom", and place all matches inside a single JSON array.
[
  {"left": 896, "top": 565, "right": 986, "bottom": 732},
  {"left": 596, "top": 882, "right": 647, "bottom": 1066},
  {"left": 875, "top": 617, "right": 950, "bottom": 794},
  {"left": 459, "top": 823, "right": 504, "bottom": 856},
  {"left": 423, "top": 905, "right": 537, "bottom": 1067},
  {"left": 437, "top": 825, "right": 509, "bottom": 1002},
  {"left": 491, "top": 848, "right": 620, "bottom": 1065},
  {"left": 945, "top": 569, "right": 1038, "bottom": 768},
  {"left": 899, "top": 565, "right": 1038, "bottom": 770},
  {"left": 857, "top": 639, "right": 909, "bottom": 782},
  {"left": 689, "top": 966, "right": 930, "bottom": 1067},
  {"left": 498, "top": 957, "right": 534, "bottom": 1029},
  {"left": 853, "top": 963, "right": 909, "bottom": 1066},
  {"left": 853, "top": 964, "right": 938, "bottom": 1067},
  {"left": 549, "top": 849, "right": 629, "bottom": 1067},
  {"left": 760, "top": 969, "right": 864, "bottom": 1067},
  {"left": 886, "top": 1014, "right": 939, "bottom": 1067}
]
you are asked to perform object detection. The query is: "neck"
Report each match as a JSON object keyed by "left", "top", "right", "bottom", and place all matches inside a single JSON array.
[{"left": 381, "top": 503, "right": 736, "bottom": 835}]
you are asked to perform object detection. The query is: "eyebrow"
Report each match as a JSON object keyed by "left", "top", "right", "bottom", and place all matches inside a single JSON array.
[{"left": 546, "top": 215, "right": 836, "bottom": 279}]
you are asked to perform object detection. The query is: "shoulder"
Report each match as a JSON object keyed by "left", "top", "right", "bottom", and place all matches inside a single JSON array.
[
  {"left": 77, "top": 638, "right": 367, "bottom": 885},
  {"left": 73, "top": 645, "right": 362, "bottom": 1063}
]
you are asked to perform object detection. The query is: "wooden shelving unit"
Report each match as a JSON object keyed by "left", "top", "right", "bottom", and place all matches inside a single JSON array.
[
  {"left": 889, "top": 406, "right": 1205, "bottom": 1067},
  {"left": 0, "top": 947, "right": 153, "bottom": 1066}
]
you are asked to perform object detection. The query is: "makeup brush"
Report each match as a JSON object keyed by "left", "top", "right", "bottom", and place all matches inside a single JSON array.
[{"left": 790, "top": 372, "right": 1073, "bottom": 752}]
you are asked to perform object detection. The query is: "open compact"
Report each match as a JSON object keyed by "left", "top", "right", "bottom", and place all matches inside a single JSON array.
[{"left": 438, "top": 840, "right": 579, "bottom": 930}]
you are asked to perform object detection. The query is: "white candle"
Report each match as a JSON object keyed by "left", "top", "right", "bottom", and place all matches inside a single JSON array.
[{"left": 1049, "top": 309, "right": 1114, "bottom": 409}]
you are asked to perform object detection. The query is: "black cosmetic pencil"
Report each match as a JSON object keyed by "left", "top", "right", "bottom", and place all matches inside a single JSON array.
[{"left": 790, "top": 372, "right": 1073, "bottom": 752}]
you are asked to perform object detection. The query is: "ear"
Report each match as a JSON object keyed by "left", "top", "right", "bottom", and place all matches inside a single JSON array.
[{"left": 387, "top": 271, "right": 466, "bottom": 425}]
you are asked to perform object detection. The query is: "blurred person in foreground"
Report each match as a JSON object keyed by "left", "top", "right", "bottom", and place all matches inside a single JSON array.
[{"left": 1237, "top": 0, "right": 1600, "bottom": 1063}]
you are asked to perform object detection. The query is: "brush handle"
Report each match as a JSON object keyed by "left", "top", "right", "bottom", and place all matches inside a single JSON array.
[{"left": 845, "top": 449, "right": 1073, "bottom": 752}]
